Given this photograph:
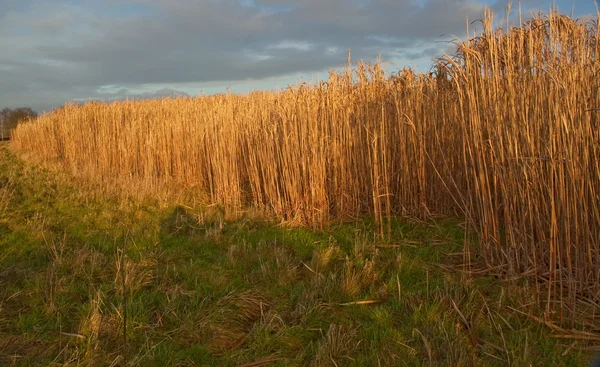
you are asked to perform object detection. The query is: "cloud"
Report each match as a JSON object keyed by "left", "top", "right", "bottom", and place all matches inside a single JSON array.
[
  {"left": 2, "top": 0, "right": 595, "bottom": 112},
  {"left": 77, "top": 86, "right": 190, "bottom": 102}
]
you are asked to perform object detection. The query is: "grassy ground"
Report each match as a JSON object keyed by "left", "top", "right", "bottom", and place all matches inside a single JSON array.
[{"left": 0, "top": 141, "right": 596, "bottom": 366}]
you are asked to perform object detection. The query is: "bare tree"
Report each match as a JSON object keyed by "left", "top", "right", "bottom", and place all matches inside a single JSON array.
[
  {"left": 0, "top": 107, "right": 37, "bottom": 140},
  {"left": 0, "top": 108, "right": 9, "bottom": 141}
]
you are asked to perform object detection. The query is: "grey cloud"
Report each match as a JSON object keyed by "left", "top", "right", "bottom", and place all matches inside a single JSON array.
[
  {"left": 80, "top": 87, "right": 190, "bottom": 103},
  {"left": 31, "top": 18, "right": 66, "bottom": 32},
  {"left": 2, "top": 0, "right": 490, "bottom": 111}
]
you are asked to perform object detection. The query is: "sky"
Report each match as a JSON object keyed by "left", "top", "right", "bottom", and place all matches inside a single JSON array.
[{"left": 0, "top": 0, "right": 597, "bottom": 113}]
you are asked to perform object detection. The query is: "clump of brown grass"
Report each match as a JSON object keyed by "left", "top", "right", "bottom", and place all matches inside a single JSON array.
[
  {"left": 0, "top": 178, "right": 14, "bottom": 219},
  {"left": 311, "top": 324, "right": 360, "bottom": 367},
  {"left": 11, "top": 9, "right": 600, "bottom": 328},
  {"left": 207, "top": 290, "right": 271, "bottom": 355},
  {"left": 62, "top": 290, "right": 105, "bottom": 365},
  {"left": 309, "top": 245, "right": 342, "bottom": 275},
  {"left": 114, "top": 250, "right": 155, "bottom": 296},
  {"left": 341, "top": 257, "right": 378, "bottom": 299}
]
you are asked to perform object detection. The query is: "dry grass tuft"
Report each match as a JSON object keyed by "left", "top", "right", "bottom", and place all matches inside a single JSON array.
[
  {"left": 309, "top": 246, "right": 342, "bottom": 275},
  {"left": 114, "top": 250, "right": 156, "bottom": 296},
  {"left": 208, "top": 291, "right": 271, "bottom": 355},
  {"left": 312, "top": 324, "right": 360, "bottom": 367},
  {"left": 73, "top": 290, "right": 105, "bottom": 364},
  {"left": 341, "top": 258, "right": 378, "bottom": 299},
  {"left": 0, "top": 179, "right": 14, "bottom": 219}
]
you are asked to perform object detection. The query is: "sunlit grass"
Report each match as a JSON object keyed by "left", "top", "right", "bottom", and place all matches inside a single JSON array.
[
  {"left": 10, "top": 8, "right": 600, "bottom": 338},
  {"left": 1, "top": 142, "right": 597, "bottom": 366}
]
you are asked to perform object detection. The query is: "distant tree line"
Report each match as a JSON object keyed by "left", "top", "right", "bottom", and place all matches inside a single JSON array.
[{"left": 0, "top": 107, "right": 37, "bottom": 140}]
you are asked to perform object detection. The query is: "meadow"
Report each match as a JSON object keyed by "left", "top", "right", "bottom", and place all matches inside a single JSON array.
[
  {"left": 1, "top": 141, "right": 597, "bottom": 366},
  {"left": 3, "top": 8, "right": 600, "bottom": 366}
]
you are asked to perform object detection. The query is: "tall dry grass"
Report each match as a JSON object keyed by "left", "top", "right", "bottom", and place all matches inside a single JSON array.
[
  {"left": 445, "top": 9, "right": 600, "bottom": 322},
  {"left": 12, "top": 10, "right": 600, "bottom": 326}
]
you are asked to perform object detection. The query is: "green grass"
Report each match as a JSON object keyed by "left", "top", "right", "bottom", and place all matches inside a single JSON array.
[{"left": 0, "top": 141, "right": 597, "bottom": 366}]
